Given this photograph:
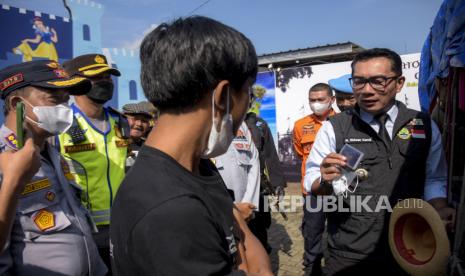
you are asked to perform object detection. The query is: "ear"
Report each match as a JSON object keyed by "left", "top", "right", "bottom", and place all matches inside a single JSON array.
[
  {"left": 8, "top": 96, "right": 23, "bottom": 115},
  {"left": 211, "top": 80, "right": 231, "bottom": 118},
  {"left": 395, "top": 76, "right": 406, "bottom": 93}
]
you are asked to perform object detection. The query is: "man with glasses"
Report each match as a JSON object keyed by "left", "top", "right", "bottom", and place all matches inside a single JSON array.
[{"left": 305, "top": 48, "right": 455, "bottom": 274}]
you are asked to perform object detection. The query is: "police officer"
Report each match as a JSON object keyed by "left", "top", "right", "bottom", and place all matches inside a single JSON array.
[
  {"left": 122, "top": 101, "right": 157, "bottom": 170},
  {"left": 214, "top": 121, "right": 261, "bottom": 221},
  {"left": 58, "top": 54, "right": 129, "bottom": 273},
  {"left": 0, "top": 137, "right": 40, "bottom": 250},
  {"left": 306, "top": 48, "right": 455, "bottom": 275},
  {"left": 328, "top": 74, "right": 356, "bottom": 112},
  {"left": 244, "top": 95, "right": 287, "bottom": 253},
  {"left": 0, "top": 60, "right": 106, "bottom": 275},
  {"left": 293, "top": 83, "right": 335, "bottom": 275}
]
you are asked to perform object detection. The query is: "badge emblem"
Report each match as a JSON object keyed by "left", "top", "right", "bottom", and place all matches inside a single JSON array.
[
  {"left": 5, "top": 133, "right": 18, "bottom": 149},
  {"left": 33, "top": 210, "right": 55, "bottom": 231},
  {"left": 46, "top": 191, "right": 55, "bottom": 202},
  {"left": 54, "top": 69, "right": 69, "bottom": 78},
  {"left": 94, "top": 55, "right": 105, "bottom": 64},
  {"left": 397, "top": 127, "right": 411, "bottom": 140},
  {"left": 411, "top": 128, "right": 426, "bottom": 139},
  {"left": 355, "top": 168, "right": 369, "bottom": 181},
  {"left": 46, "top": 62, "right": 58, "bottom": 69}
]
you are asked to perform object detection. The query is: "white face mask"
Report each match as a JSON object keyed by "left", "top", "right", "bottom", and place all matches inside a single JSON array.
[
  {"left": 332, "top": 168, "right": 359, "bottom": 197},
  {"left": 201, "top": 88, "right": 234, "bottom": 159},
  {"left": 310, "top": 101, "right": 331, "bottom": 115},
  {"left": 22, "top": 99, "right": 73, "bottom": 135}
]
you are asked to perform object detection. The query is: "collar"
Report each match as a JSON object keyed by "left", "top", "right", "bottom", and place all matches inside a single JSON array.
[
  {"left": 71, "top": 103, "right": 111, "bottom": 135},
  {"left": 359, "top": 103, "right": 399, "bottom": 125}
]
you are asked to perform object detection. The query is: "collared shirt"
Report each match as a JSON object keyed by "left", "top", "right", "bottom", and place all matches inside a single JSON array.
[
  {"left": 0, "top": 125, "right": 106, "bottom": 275},
  {"left": 214, "top": 122, "right": 260, "bottom": 207},
  {"left": 304, "top": 104, "right": 447, "bottom": 201}
]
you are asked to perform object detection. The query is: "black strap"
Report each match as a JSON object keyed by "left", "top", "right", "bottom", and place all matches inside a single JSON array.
[{"left": 108, "top": 108, "right": 130, "bottom": 139}]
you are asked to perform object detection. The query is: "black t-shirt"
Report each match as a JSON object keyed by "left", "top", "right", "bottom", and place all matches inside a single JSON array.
[{"left": 110, "top": 145, "right": 244, "bottom": 276}]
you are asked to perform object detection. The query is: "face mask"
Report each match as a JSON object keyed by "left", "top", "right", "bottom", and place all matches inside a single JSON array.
[
  {"left": 22, "top": 99, "right": 73, "bottom": 135},
  {"left": 310, "top": 101, "right": 331, "bottom": 115},
  {"left": 201, "top": 88, "right": 234, "bottom": 159},
  {"left": 332, "top": 167, "right": 359, "bottom": 197},
  {"left": 87, "top": 80, "right": 114, "bottom": 104},
  {"left": 338, "top": 105, "right": 353, "bottom": 112}
]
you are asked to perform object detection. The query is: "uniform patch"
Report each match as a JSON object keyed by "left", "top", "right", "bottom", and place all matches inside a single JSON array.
[
  {"left": 115, "top": 139, "right": 129, "bottom": 148},
  {"left": 21, "top": 178, "right": 51, "bottom": 196},
  {"left": 0, "top": 73, "right": 24, "bottom": 91},
  {"left": 46, "top": 62, "right": 59, "bottom": 69},
  {"left": 397, "top": 128, "right": 411, "bottom": 140},
  {"left": 59, "top": 157, "right": 76, "bottom": 180},
  {"left": 408, "top": 118, "right": 424, "bottom": 126},
  {"left": 4, "top": 133, "right": 18, "bottom": 149},
  {"left": 411, "top": 128, "right": 426, "bottom": 139},
  {"left": 95, "top": 55, "right": 105, "bottom": 64},
  {"left": 46, "top": 191, "right": 56, "bottom": 202},
  {"left": 64, "top": 143, "right": 96, "bottom": 153},
  {"left": 54, "top": 69, "right": 69, "bottom": 78},
  {"left": 234, "top": 142, "right": 251, "bottom": 150},
  {"left": 303, "top": 124, "right": 314, "bottom": 129},
  {"left": 33, "top": 209, "right": 55, "bottom": 231}
]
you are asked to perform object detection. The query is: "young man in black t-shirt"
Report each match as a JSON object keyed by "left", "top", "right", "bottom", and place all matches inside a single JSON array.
[{"left": 110, "top": 16, "right": 272, "bottom": 275}]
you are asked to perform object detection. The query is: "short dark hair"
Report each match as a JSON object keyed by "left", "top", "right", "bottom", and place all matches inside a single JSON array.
[
  {"left": 140, "top": 16, "right": 258, "bottom": 112},
  {"left": 309, "top": 83, "right": 333, "bottom": 97},
  {"left": 351, "top": 48, "right": 402, "bottom": 76}
]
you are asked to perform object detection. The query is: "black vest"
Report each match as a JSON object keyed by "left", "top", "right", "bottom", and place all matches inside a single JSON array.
[{"left": 327, "top": 101, "right": 432, "bottom": 260}]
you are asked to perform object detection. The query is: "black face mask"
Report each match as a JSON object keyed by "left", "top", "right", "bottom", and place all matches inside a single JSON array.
[
  {"left": 87, "top": 80, "right": 114, "bottom": 104},
  {"left": 338, "top": 105, "right": 353, "bottom": 112}
]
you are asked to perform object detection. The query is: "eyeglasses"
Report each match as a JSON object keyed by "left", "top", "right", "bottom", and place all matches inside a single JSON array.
[{"left": 349, "top": 75, "right": 400, "bottom": 91}]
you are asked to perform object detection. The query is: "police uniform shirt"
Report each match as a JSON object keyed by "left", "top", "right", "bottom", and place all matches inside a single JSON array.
[
  {"left": 304, "top": 104, "right": 447, "bottom": 200},
  {"left": 0, "top": 125, "right": 107, "bottom": 275},
  {"left": 214, "top": 122, "right": 261, "bottom": 207}
]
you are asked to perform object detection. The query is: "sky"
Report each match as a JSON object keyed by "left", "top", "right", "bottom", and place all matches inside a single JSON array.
[{"left": 1, "top": 0, "right": 443, "bottom": 55}]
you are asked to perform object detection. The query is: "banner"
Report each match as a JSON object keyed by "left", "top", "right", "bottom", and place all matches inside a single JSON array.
[
  {"left": 0, "top": 6, "right": 72, "bottom": 66},
  {"left": 252, "top": 71, "right": 278, "bottom": 147},
  {"left": 0, "top": 6, "right": 73, "bottom": 123}
]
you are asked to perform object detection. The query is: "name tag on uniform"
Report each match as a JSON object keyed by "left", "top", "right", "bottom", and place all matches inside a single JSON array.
[
  {"left": 233, "top": 142, "right": 251, "bottom": 151},
  {"left": 22, "top": 178, "right": 51, "bottom": 196},
  {"left": 344, "top": 138, "right": 373, "bottom": 143},
  {"left": 64, "top": 143, "right": 96, "bottom": 153},
  {"left": 115, "top": 139, "right": 129, "bottom": 148}
]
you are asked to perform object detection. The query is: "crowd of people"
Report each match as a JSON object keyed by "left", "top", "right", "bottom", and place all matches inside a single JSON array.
[{"left": 0, "top": 15, "right": 456, "bottom": 276}]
